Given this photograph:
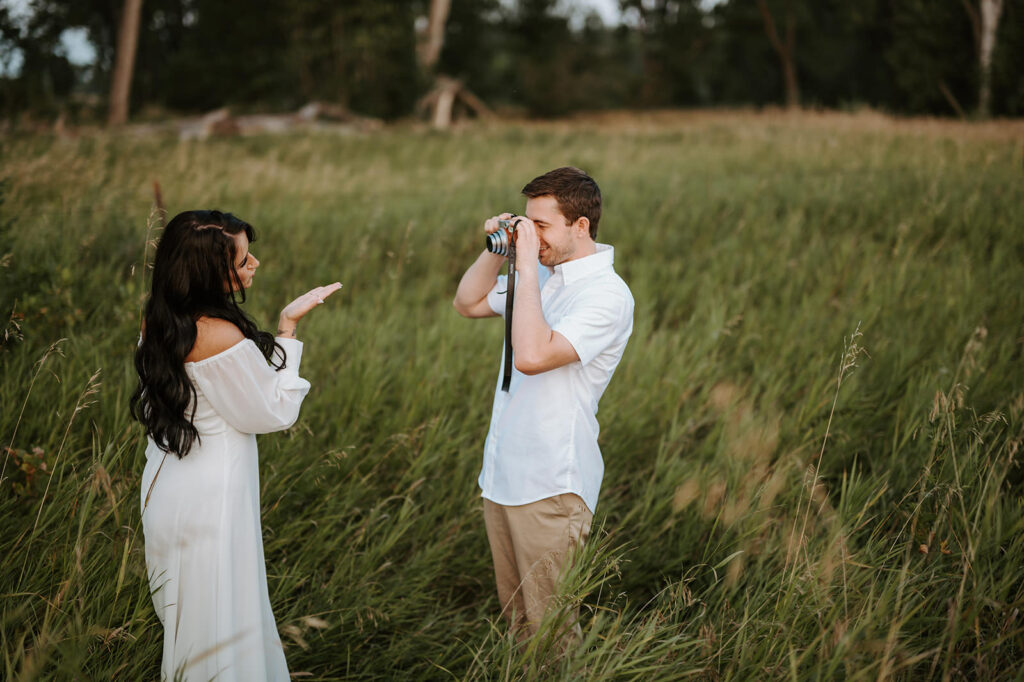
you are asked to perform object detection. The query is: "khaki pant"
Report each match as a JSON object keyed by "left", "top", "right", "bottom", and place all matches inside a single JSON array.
[{"left": 482, "top": 493, "right": 593, "bottom": 641}]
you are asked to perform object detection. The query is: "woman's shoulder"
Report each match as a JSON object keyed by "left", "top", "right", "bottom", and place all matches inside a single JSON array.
[{"left": 186, "top": 317, "right": 247, "bottom": 363}]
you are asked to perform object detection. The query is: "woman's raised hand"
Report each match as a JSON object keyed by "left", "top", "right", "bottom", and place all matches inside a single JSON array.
[{"left": 277, "top": 282, "right": 342, "bottom": 338}]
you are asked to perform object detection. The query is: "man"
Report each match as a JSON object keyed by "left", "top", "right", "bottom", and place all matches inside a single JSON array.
[{"left": 453, "top": 167, "right": 634, "bottom": 641}]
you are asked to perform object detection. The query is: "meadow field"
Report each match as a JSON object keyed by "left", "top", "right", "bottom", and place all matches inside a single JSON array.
[{"left": 1, "top": 111, "right": 1023, "bottom": 680}]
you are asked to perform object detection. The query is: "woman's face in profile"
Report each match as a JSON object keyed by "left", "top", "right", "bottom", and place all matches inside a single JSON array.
[{"left": 231, "top": 231, "right": 259, "bottom": 290}]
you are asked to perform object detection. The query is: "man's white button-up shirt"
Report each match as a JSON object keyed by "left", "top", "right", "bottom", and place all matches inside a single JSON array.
[{"left": 481, "top": 243, "right": 634, "bottom": 513}]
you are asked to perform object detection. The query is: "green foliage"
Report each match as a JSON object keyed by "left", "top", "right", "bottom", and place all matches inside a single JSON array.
[
  {"left": 6, "top": 0, "right": 1024, "bottom": 120},
  {"left": 1, "top": 115, "right": 1023, "bottom": 679},
  {"left": 991, "top": 0, "right": 1024, "bottom": 115},
  {"left": 0, "top": 2, "right": 77, "bottom": 118},
  {"left": 884, "top": 0, "right": 976, "bottom": 115}
]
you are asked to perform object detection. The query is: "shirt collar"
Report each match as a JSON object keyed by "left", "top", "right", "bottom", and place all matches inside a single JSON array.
[{"left": 553, "top": 243, "right": 615, "bottom": 285}]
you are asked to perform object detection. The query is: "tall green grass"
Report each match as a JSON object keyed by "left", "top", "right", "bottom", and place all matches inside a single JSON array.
[{"left": 1, "top": 113, "right": 1022, "bottom": 680}]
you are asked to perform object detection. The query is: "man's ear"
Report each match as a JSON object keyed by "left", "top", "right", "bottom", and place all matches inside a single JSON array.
[{"left": 575, "top": 216, "right": 590, "bottom": 238}]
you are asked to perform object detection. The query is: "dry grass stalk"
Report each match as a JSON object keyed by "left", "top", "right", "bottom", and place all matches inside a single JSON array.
[{"left": 1, "top": 340, "right": 67, "bottom": 492}]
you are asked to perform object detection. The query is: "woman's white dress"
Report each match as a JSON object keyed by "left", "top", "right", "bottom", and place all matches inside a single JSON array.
[{"left": 140, "top": 337, "right": 310, "bottom": 682}]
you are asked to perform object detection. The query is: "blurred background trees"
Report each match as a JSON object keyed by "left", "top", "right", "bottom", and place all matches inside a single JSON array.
[{"left": 0, "top": 0, "right": 1021, "bottom": 124}]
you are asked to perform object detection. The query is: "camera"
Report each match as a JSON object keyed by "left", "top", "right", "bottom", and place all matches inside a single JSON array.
[{"left": 485, "top": 217, "right": 519, "bottom": 256}]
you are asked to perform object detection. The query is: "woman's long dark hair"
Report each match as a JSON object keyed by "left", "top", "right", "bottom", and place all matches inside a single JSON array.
[{"left": 130, "top": 210, "right": 285, "bottom": 457}]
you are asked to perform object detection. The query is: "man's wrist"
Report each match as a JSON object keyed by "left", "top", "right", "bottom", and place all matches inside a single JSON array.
[{"left": 516, "top": 259, "right": 539, "bottom": 278}]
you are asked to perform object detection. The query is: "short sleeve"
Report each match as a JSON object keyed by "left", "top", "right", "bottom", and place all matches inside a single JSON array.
[
  {"left": 552, "top": 288, "right": 633, "bottom": 367},
  {"left": 487, "top": 265, "right": 552, "bottom": 318},
  {"left": 486, "top": 274, "right": 508, "bottom": 318},
  {"left": 187, "top": 338, "right": 311, "bottom": 434}
]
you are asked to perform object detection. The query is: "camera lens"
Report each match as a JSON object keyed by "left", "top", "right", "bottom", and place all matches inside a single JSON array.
[{"left": 485, "top": 227, "right": 511, "bottom": 256}]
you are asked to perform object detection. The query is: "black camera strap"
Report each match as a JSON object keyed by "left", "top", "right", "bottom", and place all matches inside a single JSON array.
[{"left": 501, "top": 240, "right": 516, "bottom": 392}]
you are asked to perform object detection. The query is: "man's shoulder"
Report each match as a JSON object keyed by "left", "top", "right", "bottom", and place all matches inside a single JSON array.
[
  {"left": 606, "top": 268, "right": 633, "bottom": 298},
  {"left": 587, "top": 269, "right": 634, "bottom": 306},
  {"left": 557, "top": 272, "right": 633, "bottom": 323}
]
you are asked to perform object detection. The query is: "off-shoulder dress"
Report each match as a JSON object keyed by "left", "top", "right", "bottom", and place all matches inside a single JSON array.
[{"left": 140, "top": 337, "right": 309, "bottom": 682}]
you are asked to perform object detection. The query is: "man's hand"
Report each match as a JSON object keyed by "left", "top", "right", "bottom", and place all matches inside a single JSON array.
[
  {"left": 484, "top": 212, "right": 515, "bottom": 236},
  {"left": 453, "top": 213, "right": 511, "bottom": 318},
  {"left": 510, "top": 216, "right": 539, "bottom": 273}
]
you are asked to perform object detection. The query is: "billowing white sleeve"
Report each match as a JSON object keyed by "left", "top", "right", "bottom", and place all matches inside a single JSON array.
[{"left": 187, "top": 338, "right": 311, "bottom": 434}]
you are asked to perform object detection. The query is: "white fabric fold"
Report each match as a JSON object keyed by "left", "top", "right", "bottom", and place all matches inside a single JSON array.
[
  {"left": 142, "top": 335, "right": 311, "bottom": 681},
  {"left": 186, "top": 337, "right": 311, "bottom": 435}
]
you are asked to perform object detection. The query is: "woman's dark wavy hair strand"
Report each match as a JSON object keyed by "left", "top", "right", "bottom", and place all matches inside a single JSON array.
[{"left": 129, "top": 210, "right": 285, "bottom": 458}]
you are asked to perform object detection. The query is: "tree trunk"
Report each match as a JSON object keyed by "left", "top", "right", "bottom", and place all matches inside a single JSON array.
[
  {"left": 433, "top": 83, "right": 456, "bottom": 129},
  {"left": 978, "top": 0, "right": 1004, "bottom": 118},
  {"left": 756, "top": 0, "right": 800, "bottom": 109},
  {"left": 417, "top": 0, "right": 451, "bottom": 72},
  {"left": 108, "top": 0, "right": 143, "bottom": 127}
]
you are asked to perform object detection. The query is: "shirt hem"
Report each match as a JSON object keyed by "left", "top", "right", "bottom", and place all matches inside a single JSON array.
[{"left": 480, "top": 488, "right": 596, "bottom": 514}]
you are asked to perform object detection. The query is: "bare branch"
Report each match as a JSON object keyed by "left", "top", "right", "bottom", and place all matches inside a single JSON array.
[
  {"left": 959, "top": 0, "right": 982, "bottom": 48},
  {"left": 756, "top": 0, "right": 787, "bottom": 57}
]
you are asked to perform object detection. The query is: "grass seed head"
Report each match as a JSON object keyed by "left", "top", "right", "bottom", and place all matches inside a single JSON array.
[{"left": 672, "top": 479, "right": 700, "bottom": 512}]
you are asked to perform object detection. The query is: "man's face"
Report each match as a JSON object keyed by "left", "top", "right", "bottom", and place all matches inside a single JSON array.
[{"left": 525, "top": 195, "right": 581, "bottom": 267}]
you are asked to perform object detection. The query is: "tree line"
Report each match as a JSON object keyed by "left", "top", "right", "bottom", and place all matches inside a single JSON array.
[{"left": 1, "top": 0, "right": 1021, "bottom": 125}]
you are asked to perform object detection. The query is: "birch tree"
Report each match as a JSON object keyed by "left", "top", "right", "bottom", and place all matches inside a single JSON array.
[
  {"left": 417, "top": 0, "right": 451, "bottom": 73},
  {"left": 107, "top": 0, "right": 142, "bottom": 126},
  {"left": 962, "top": 0, "right": 1005, "bottom": 117},
  {"left": 415, "top": 0, "right": 491, "bottom": 128}
]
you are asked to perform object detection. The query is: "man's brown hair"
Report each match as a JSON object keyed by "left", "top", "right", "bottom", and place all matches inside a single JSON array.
[{"left": 521, "top": 166, "right": 601, "bottom": 239}]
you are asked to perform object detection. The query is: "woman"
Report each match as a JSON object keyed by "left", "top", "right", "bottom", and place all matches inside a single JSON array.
[{"left": 131, "top": 210, "right": 340, "bottom": 681}]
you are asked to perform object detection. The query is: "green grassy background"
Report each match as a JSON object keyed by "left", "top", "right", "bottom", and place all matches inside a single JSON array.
[{"left": 1, "top": 113, "right": 1023, "bottom": 680}]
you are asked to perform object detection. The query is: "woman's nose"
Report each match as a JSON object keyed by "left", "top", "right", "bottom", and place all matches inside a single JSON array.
[{"left": 249, "top": 255, "right": 260, "bottom": 269}]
